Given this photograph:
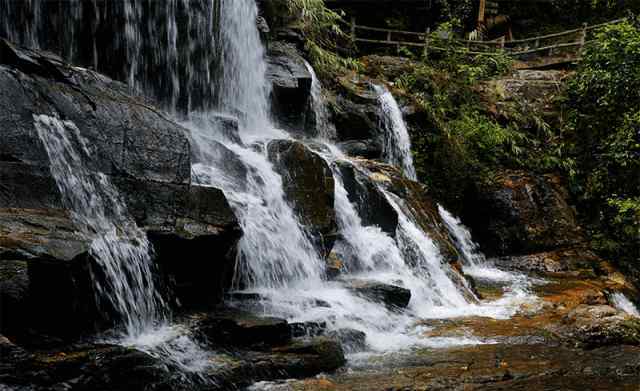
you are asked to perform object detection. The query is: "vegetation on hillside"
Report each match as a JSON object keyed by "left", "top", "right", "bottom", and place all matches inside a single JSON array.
[
  {"left": 284, "top": 1, "right": 638, "bottom": 267},
  {"left": 564, "top": 18, "right": 640, "bottom": 268}
]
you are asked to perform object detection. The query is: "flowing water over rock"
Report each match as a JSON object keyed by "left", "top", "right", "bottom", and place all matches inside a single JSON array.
[
  {"left": 3, "top": 0, "right": 543, "bottom": 381},
  {"left": 374, "top": 84, "right": 417, "bottom": 180},
  {"left": 611, "top": 292, "right": 640, "bottom": 317},
  {"left": 34, "top": 114, "right": 166, "bottom": 337},
  {"left": 34, "top": 114, "right": 214, "bottom": 377}
]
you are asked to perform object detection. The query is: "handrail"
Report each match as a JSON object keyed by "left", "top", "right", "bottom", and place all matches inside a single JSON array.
[
  {"left": 346, "top": 15, "right": 628, "bottom": 63},
  {"left": 349, "top": 16, "right": 627, "bottom": 48}
]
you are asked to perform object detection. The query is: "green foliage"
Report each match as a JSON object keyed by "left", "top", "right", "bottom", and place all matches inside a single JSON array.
[
  {"left": 565, "top": 17, "right": 640, "bottom": 262},
  {"left": 285, "top": 0, "right": 361, "bottom": 79}
]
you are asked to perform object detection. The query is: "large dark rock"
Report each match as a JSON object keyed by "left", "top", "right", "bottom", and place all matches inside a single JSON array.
[
  {"left": 330, "top": 76, "right": 382, "bottom": 147},
  {"left": 147, "top": 185, "right": 242, "bottom": 308},
  {"left": 326, "top": 328, "right": 367, "bottom": 353},
  {"left": 338, "top": 139, "right": 383, "bottom": 159},
  {"left": 335, "top": 160, "right": 398, "bottom": 237},
  {"left": 256, "top": 336, "right": 346, "bottom": 377},
  {"left": 345, "top": 279, "right": 411, "bottom": 309},
  {"left": 195, "top": 309, "right": 292, "bottom": 349},
  {"left": 267, "top": 41, "right": 313, "bottom": 134},
  {"left": 267, "top": 139, "right": 337, "bottom": 259},
  {"left": 336, "top": 159, "right": 459, "bottom": 264},
  {"left": 0, "top": 261, "right": 28, "bottom": 335},
  {"left": 463, "top": 170, "right": 585, "bottom": 256},
  {"left": 0, "top": 40, "right": 242, "bottom": 337}
]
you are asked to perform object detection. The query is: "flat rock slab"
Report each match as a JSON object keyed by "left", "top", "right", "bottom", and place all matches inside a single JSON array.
[
  {"left": 195, "top": 309, "right": 292, "bottom": 349},
  {"left": 344, "top": 279, "right": 411, "bottom": 309}
]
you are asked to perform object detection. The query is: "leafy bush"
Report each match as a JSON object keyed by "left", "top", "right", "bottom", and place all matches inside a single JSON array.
[
  {"left": 284, "top": 0, "right": 361, "bottom": 79},
  {"left": 565, "top": 18, "right": 640, "bottom": 263}
]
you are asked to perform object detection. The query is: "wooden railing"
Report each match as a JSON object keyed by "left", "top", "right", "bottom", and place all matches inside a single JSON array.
[{"left": 346, "top": 17, "right": 628, "bottom": 59}]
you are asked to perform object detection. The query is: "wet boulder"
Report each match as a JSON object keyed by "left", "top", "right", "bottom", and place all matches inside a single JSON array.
[
  {"left": 562, "top": 305, "right": 640, "bottom": 348},
  {"left": 335, "top": 160, "right": 398, "bottom": 237},
  {"left": 331, "top": 92, "right": 381, "bottom": 144},
  {"left": 147, "top": 185, "right": 242, "bottom": 308},
  {"left": 0, "top": 208, "right": 101, "bottom": 340},
  {"left": 338, "top": 139, "right": 383, "bottom": 159},
  {"left": 260, "top": 336, "right": 346, "bottom": 377},
  {"left": 267, "top": 41, "right": 313, "bottom": 134},
  {"left": 267, "top": 139, "right": 337, "bottom": 259},
  {"left": 345, "top": 279, "right": 411, "bottom": 309},
  {"left": 463, "top": 170, "right": 585, "bottom": 256},
  {"left": 195, "top": 309, "right": 292, "bottom": 349},
  {"left": 326, "top": 328, "right": 367, "bottom": 353},
  {"left": 0, "top": 41, "right": 242, "bottom": 336}
]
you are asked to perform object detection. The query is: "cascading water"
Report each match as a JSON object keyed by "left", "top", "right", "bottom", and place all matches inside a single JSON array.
[
  {"left": 305, "top": 60, "right": 337, "bottom": 139},
  {"left": 611, "top": 292, "right": 640, "bottom": 317},
  {"left": 34, "top": 114, "right": 212, "bottom": 376},
  {"left": 0, "top": 0, "right": 219, "bottom": 112},
  {"left": 34, "top": 114, "right": 166, "bottom": 337},
  {"left": 5, "top": 0, "right": 540, "bottom": 365},
  {"left": 374, "top": 84, "right": 417, "bottom": 180}
]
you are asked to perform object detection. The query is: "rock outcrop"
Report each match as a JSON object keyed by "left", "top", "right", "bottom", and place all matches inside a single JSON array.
[
  {"left": 464, "top": 170, "right": 585, "bottom": 256},
  {"left": 267, "top": 41, "right": 313, "bottom": 135},
  {"left": 0, "top": 40, "right": 241, "bottom": 337},
  {"left": 345, "top": 279, "right": 411, "bottom": 309},
  {"left": 268, "top": 139, "right": 337, "bottom": 258}
]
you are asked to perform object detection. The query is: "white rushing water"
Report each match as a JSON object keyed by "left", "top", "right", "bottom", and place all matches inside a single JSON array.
[
  {"left": 34, "top": 114, "right": 212, "bottom": 376},
  {"left": 304, "top": 60, "right": 337, "bottom": 139},
  {"left": 11, "top": 0, "right": 541, "bottom": 366},
  {"left": 611, "top": 292, "right": 640, "bottom": 317},
  {"left": 374, "top": 84, "right": 417, "bottom": 180},
  {"left": 34, "top": 114, "right": 166, "bottom": 336}
]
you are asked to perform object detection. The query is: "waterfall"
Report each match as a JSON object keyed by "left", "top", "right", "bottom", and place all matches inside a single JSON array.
[
  {"left": 5, "top": 0, "right": 540, "bottom": 360},
  {"left": 34, "top": 114, "right": 214, "bottom": 376},
  {"left": 218, "top": 0, "right": 272, "bottom": 134},
  {"left": 34, "top": 114, "right": 166, "bottom": 337},
  {"left": 305, "top": 60, "right": 337, "bottom": 139},
  {"left": 374, "top": 84, "right": 417, "bottom": 180},
  {"left": 0, "top": 0, "right": 219, "bottom": 112},
  {"left": 188, "top": 0, "right": 323, "bottom": 291},
  {"left": 611, "top": 292, "right": 640, "bottom": 317}
]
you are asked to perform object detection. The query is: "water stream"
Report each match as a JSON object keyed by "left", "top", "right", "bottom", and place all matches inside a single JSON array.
[{"left": 6, "top": 0, "right": 540, "bottom": 371}]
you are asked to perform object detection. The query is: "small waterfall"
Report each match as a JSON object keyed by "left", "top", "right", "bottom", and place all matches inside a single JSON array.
[
  {"left": 35, "top": 114, "right": 213, "bottom": 376},
  {"left": 438, "top": 206, "right": 486, "bottom": 268},
  {"left": 0, "top": 0, "right": 219, "bottom": 112},
  {"left": 374, "top": 85, "right": 417, "bottom": 180},
  {"left": 305, "top": 60, "right": 337, "bottom": 139},
  {"left": 611, "top": 293, "right": 640, "bottom": 317},
  {"left": 34, "top": 114, "right": 166, "bottom": 337},
  {"left": 188, "top": 0, "right": 323, "bottom": 291},
  {"left": 218, "top": 0, "right": 273, "bottom": 135}
]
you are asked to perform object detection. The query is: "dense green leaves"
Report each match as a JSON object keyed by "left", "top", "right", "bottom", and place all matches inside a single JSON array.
[{"left": 565, "top": 18, "right": 640, "bottom": 263}]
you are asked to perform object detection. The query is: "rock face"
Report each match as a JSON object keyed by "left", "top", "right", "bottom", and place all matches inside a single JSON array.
[
  {"left": 351, "top": 159, "right": 460, "bottom": 264},
  {"left": 267, "top": 41, "right": 313, "bottom": 134},
  {"left": 196, "top": 309, "right": 292, "bottom": 349},
  {"left": 267, "top": 139, "right": 337, "bottom": 258},
  {"left": 345, "top": 279, "right": 411, "bottom": 309},
  {"left": 0, "top": 40, "right": 241, "bottom": 337},
  {"left": 330, "top": 77, "right": 383, "bottom": 157},
  {"left": 463, "top": 170, "right": 584, "bottom": 256},
  {"left": 335, "top": 160, "right": 398, "bottom": 237}
]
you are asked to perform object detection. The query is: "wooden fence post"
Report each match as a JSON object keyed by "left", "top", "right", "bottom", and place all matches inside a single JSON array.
[
  {"left": 500, "top": 36, "right": 505, "bottom": 51},
  {"left": 579, "top": 22, "right": 588, "bottom": 53},
  {"left": 424, "top": 27, "right": 431, "bottom": 58},
  {"left": 350, "top": 16, "right": 356, "bottom": 41}
]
